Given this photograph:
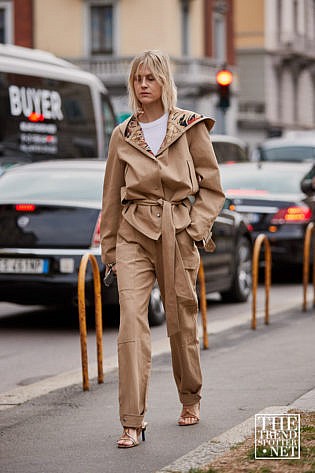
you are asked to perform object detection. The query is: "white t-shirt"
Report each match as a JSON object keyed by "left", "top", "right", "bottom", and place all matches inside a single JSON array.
[{"left": 139, "top": 112, "right": 168, "bottom": 156}]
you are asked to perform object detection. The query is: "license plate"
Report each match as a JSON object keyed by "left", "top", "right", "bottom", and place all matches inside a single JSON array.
[
  {"left": 0, "top": 258, "right": 49, "bottom": 274},
  {"left": 241, "top": 212, "right": 260, "bottom": 224}
]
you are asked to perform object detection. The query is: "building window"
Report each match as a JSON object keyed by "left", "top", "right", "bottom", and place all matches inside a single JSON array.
[
  {"left": 293, "top": 0, "right": 298, "bottom": 34},
  {"left": 181, "top": 0, "right": 190, "bottom": 56},
  {"left": 91, "top": 4, "right": 113, "bottom": 54},
  {"left": 213, "top": 0, "right": 227, "bottom": 62},
  {"left": 85, "top": 1, "right": 115, "bottom": 55},
  {"left": 277, "top": 0, "right": 282, "bottom": 43},
  {"left": 0, "top": 1, "right": 13, "bottom": 44},
  {"left": 213, "top": 11, "right": 226, "bottom": 62},
  {"left": 0, "top": 9, "right": 5, "bottom": 43}
]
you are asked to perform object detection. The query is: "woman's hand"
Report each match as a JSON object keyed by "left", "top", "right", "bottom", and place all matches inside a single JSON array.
[
  {"left": 103, "top": 263, "right": 117, "bottom": 287},
  {"left": 105, "top": 262, "right": 117, "bottom": 275}
]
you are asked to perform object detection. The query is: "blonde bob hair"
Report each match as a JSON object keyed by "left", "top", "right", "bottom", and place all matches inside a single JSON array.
[{"left": 128, "top": 50, "right": 177, "bottom": 115}]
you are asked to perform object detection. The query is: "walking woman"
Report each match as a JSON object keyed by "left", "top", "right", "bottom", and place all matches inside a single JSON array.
[{"left": 100, "top": 50, "right": 225, "bottom": 448}]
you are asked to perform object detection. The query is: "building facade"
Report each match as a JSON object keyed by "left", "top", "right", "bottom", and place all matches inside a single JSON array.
[
  {"left": 235, "top": 0, "right": 315, "bottom": 150},
  {"left": 0, "top": 0, "right": 237, "bottom": 132}
]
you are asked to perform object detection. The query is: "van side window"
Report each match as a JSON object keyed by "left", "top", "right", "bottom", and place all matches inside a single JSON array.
[
  {"left": 102, "top": 96, "right": 116, "bottom": 154},
  {"left": 0, "top": 72, "right": 98, "bottom": 159}
]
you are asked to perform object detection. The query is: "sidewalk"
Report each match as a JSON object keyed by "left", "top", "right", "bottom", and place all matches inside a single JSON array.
[
  {"left": 155, "top": 389, "right": 315, "bottom": 473},
  {"left": 1, "top": 304, "right": 314, "bottom": 473}
]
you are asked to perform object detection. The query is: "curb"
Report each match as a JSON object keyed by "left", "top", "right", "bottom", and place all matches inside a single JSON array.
[
  {"left": 154, "top": 388, "right": 315, "bottom": 473},
  {"left": 0, "top": 300, "right": 304, "bottom": 410},
  {"left": 0, "top": 335, "right": 172, "bottom": 410}
]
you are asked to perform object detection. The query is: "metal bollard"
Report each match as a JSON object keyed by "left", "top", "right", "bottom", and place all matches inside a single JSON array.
[
  {"left": 302, "top": 222, "right": 315, "bottom": 312},
  {"left": 251, "top": 234, "right": 272, "bottom": 330},
  {"left": 198, "top": 259, "right": 209, "bottom": 349},
  {"left": 78, "top": 253, "right": 104, "bottom": 391}
]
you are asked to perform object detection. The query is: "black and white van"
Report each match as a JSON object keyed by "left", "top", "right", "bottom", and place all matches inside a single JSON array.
[{"left": 0, "top": 44, "right": 116, "bottom": 173}]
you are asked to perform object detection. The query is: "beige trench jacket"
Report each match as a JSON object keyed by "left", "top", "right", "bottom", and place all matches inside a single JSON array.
[
  {"left": 101, "top": 107, "right": 225, "bottom": 263},
  {"left": 100, "top": 108, "right": 225, "bottom": 335}
]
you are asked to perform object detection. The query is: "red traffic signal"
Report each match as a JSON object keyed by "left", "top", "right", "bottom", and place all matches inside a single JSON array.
[
  {"left": 216, "top": 68, "right": 233, "bottom": 110},
  {"left": 216, "top": 69, "right": 233, "bottom": 86}
]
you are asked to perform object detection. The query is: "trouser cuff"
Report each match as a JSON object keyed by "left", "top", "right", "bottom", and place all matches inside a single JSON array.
[
  {"left": 120, "top": 414, "right": 144, "bottom": 428},
  {"left": 179, "top": 393, "right": 201, "bottom": 406}
]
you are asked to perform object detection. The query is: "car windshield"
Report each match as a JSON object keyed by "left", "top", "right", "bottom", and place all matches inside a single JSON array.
[
  {"left": 0, "top": 169, "right": 104, "bottom": 202},
  {"left": 221, "top": 166, "right": 308, "bottom": 194},
  {"left": 261, "top": 146, "right": 315, "bottom": 162}
]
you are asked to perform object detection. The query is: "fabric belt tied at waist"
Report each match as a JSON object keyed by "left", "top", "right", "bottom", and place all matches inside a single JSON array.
[{"left": 126, "top": 198, "right": 196, "bottom": 337}]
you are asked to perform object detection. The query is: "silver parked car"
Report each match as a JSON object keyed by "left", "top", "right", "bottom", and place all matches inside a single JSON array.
[{"left": 253, "top": 137, "right": 315, "bottom": 163}]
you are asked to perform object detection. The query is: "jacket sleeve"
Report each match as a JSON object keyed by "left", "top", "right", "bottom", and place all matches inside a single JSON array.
[
  {"left": 185, "top": 121, "right": 225, "bottom": 243},
  {"left": 100, "top": 127, "right": 125, "bottom": 264}
]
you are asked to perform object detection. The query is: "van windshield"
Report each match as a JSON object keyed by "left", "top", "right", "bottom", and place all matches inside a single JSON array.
[
  {"left": 0, "top": 72, "right": 98, "bottom": 161},
  {"left": 261, "top": 146, "right": 315, "bottom": 162}
]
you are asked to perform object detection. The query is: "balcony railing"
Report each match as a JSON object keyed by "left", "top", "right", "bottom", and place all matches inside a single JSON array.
[
  {"left": 277, "top": 34, "right": 315, "bottom": 58},
  {"left": 69, "top": 55, "right": 227, "bottom": 89},
  {"left": 238, "top": 101, "right": 266, "bottom": 124}
]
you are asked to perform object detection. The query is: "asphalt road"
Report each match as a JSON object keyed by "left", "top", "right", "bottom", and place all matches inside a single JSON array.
[
  {"left": 0, "top": 281, "right": 304, "bottom": 394},
  {"left": 0, "top": 303, "right": 314, "bottom": 473}
]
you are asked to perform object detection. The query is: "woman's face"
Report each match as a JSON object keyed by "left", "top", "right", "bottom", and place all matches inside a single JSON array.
[{"left": 133, "top": 65, "right": 163, "bottom": 108}]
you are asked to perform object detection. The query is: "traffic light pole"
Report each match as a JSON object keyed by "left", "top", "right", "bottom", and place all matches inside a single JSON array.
[
  {"left": 215, "top": 107, "right": 226, "bottom": 135},
  {"left": 215, "top": 67, "right": 232, "bottom": 134}
]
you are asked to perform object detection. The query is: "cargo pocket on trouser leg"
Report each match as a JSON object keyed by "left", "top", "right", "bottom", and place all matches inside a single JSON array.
[
  {"left": 116, "top": 239, "right": 137, "bottom": 344},
  {"left": 174, "top": 229, "right": 200, "bottom": 343}
]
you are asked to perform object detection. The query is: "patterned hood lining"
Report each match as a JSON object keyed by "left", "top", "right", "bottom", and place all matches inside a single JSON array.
[{"left": 122, "top": 108, "right": 214, "bottom": 156}]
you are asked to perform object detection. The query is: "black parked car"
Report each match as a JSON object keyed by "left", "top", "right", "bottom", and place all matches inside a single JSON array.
[
  {"left": 220, "top": 161, "right": 313, "bottom": 267},
  {"left": 211, "top": 134, "right": 249, "bottom": 164},
  {"left": 0, "top": 160, "right": 252, "bottom": 324}
]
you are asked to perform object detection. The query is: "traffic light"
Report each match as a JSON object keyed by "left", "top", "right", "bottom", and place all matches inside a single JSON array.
[{"left": 216, "top": 68, "right": 233, "bottom": 110}]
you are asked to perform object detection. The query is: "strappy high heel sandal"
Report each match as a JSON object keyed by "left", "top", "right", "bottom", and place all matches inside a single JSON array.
[
  {"left": 117, "top": 422, "right": 147, "bottom": 448},
  {"left": 178, "top": 402, "right": 200, "bottom": 426}
]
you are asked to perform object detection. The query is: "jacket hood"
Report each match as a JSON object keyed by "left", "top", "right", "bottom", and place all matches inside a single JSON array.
[{"left": 118, "top": 107, "right": 215, "bottom": 157}]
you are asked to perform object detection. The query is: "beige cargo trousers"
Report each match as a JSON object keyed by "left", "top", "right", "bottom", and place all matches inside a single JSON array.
[{"left": 116, "top": 213, "right": 202, "bottom": 429}]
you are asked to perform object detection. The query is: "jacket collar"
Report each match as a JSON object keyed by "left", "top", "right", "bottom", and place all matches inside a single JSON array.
[{"left": 119, "top": 107, "right": 215, "bottom": 158}]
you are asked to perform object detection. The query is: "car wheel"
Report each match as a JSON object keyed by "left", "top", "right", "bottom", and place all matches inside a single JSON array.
[
  {"left": 148, "top": 284, "right": 165, "bottom": 326},
  {"left": 221, "top": 236, "right": 252, "bottom": 302}
]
